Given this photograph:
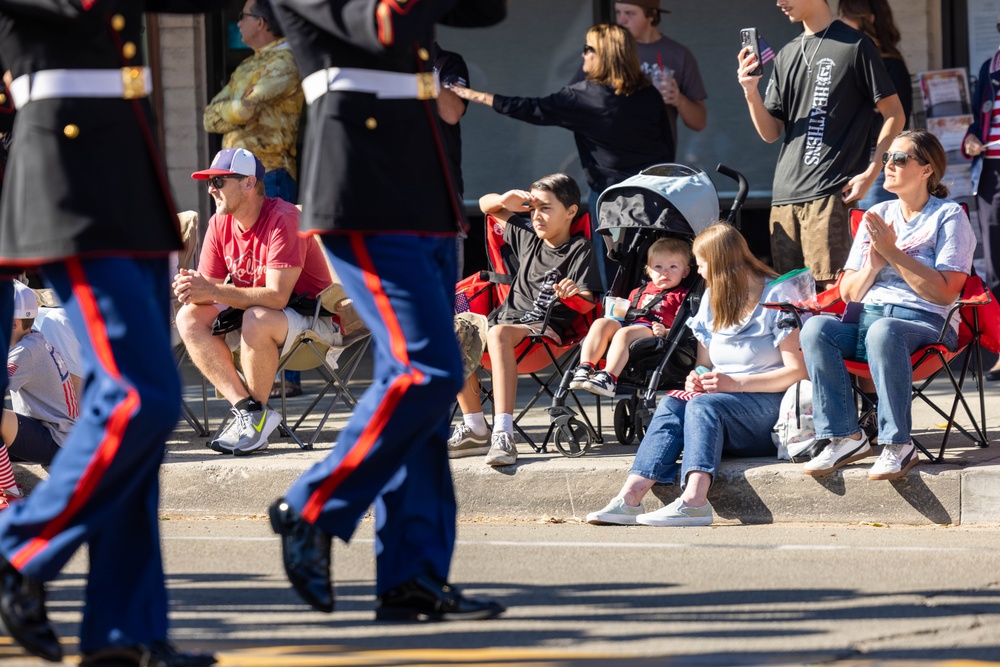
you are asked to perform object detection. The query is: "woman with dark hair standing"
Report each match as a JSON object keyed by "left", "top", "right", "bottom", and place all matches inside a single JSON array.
[
  {"left": 449, "top": 23, "right": 672, "bottom": 288},
  {"left": 839, "top": 0, "right": 913, "bottom": 208},
  {"left": 799, "top": 130, "right": 975, "bottom": 481}
]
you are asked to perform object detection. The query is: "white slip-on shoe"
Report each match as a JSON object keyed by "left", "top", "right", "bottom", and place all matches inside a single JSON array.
[
  {"left": 635, "top": 497, "right": 713, "bottom": 527},
  {"left": 586, "top": 497, "right": 644, "bottom": 525}
]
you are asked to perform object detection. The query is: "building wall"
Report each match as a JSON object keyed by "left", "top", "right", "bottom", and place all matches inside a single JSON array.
[
  {"left": 156, "top": 15, "right": 211, "bottom": 220},
  {"left": 155, "top": 3, "right": 943, "bottom": 214},
  {"left": 890, "top": 0, "right": 937, "bottom": 73}
]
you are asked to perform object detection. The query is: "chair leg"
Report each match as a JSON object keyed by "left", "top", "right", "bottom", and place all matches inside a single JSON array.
[{"left": 174, "top": 343, "right": 210, "bottom": 437}]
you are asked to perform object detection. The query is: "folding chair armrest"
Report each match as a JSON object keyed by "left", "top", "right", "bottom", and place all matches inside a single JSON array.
[
  {"left": 478, "top": 270, "right": 513, "bottom": 286},
  {"left": 958, "top": 291, "right": 993, "bottom": 307},
  {"left": 761, "top": 285, "right": 842, "bottom": 330}
]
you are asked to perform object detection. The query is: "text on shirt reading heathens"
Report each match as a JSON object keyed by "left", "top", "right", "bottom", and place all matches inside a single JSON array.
[{"left": 804, "top": 58, "right": 835, "bottom": 166}]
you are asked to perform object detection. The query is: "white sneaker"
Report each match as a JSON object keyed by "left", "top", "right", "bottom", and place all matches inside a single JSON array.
[
  {"left": 802, "top": 433, "right": 871, "bottom": 477},
  {"left": 568, "top": 366, "right": 593, "bottom": 390},
  {"left": 232, "top": 404, "right": 281, "bottom": 456},
  {"left": 485, "top": 431, "right": 517, "bottom": 466},
  {"left": 868, "top": 441, "right": 919, "bottom": 480},
  {"left": 635, "top": 497, "right": 713, "bottom": 527},
  {"left": 586, "top": 497, "right": 643, "bottom": 525},
  {"left": 447, "top": 424, "right": 490, "bottom": 458},
  {"left": 210, "top": 404, "right": 279, "bottom": 455}
]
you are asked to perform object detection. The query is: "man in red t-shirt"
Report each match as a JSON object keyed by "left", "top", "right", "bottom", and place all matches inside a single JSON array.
[{"left": 173, "top": 148, "right": 335, "bottom": 455}]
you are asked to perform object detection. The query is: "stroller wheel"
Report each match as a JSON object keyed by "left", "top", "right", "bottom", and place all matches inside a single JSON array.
[
  {"left": 554, "top": 418, "right": 593, "bottom": 457},
  {"left": 614, "top": 398, "right": 636, "bottom": 445}
]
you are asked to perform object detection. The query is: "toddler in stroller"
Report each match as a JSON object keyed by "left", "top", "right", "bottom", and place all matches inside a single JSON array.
[{"left": 569, "top": 237, "right": 692, "bottom": 398}]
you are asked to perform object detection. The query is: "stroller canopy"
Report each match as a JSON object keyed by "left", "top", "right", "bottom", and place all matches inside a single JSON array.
[{"left": 596, "top": 164, "right": 720, "bottom": 239}]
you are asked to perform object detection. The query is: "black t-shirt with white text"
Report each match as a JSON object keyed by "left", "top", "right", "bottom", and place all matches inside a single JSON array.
[
  {"left": 494, "top": 216, "right": 603, "bottom": 340},
  {"left": 764, "top": 21, "right": 896, "bottom": 205}
]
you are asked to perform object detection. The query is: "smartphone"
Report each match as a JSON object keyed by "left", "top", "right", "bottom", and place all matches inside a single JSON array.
[{"left": 741, "top": 27, "right": 763, "bottom": 77}]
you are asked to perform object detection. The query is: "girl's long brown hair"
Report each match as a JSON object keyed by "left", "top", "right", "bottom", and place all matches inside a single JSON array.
[{"left": 692, "top": 223, "right": 777, "bottom": 331}]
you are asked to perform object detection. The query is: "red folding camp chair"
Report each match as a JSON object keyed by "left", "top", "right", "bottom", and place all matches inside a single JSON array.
[
  {"left": 765, "top": 206, "right": 1000, "bottom": 462},
  {"left": 455, "top": 213, "right": 603, "bottom": 455}
]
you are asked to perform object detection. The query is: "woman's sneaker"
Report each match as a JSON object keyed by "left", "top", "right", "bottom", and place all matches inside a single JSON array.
[
  {"left": 801, "top": 433, "right": 871, "bottom": 477},
  {"left": 447, "top": 424, "right": 490, "bottom": 458},
  {"left": 868, "top": 441, "right": 919, "bottom": 480},
  {"left": 569, "top": 366, "right": 593, "bottom": 390},
  {"left": 582, "top": 370, "right": 616, "bottom": 397},
  {"left": 586, "top": 497, "right": 644, "bottom": 525},
  {"left": 635, "top": 498, "right": 713, "bottom": 527}
]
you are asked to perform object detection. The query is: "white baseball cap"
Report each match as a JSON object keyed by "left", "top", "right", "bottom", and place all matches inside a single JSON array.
[
  {"left": 191, "top": 147, "right": 265, "bottom": 181},
  {"left": 13, "top": 281, "right": 37, "bottom": 319}
]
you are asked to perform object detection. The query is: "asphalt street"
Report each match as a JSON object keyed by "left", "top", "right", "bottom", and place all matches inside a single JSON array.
[{"left": 2, "top": 518, "right": 999, "bottom": 666}]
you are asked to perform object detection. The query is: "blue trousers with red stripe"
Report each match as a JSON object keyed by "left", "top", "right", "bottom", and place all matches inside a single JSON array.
[
  {"left": 0, "top": 258, "right": 179, "bottom": 652},
  {"left": 283, "top": 234, "right": 464, "bottom": 595}
]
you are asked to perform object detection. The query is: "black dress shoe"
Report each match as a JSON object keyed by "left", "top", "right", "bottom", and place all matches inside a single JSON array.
[
  {"left": 81, "top": 641, "right": 215, "bottom": 667},
  {"left": 269, "top": 498, "right": 334, "bottom": 612},
  {"left": 987, "top": 369, "right": 1000, "bottom": 381},
  {"left": 375, "top": 575, "right": 506, "bottom": 621},
  {"left": 0, "top": 556, "right": 62, "bottom": 662}
]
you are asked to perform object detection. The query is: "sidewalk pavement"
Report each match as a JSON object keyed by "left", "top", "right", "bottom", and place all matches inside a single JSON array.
[{"left": 16, "top": 361, "right": 1000, "bottom": 526}]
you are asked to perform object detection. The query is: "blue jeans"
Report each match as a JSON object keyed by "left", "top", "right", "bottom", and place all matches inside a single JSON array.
[
  {"left": 800, "top": 307, "right": 956, "bottom": 446},
  {"left": 264, "top": 168, "right": 298, "bottom": 204},
  {"left": 630, "top": 392, "right": 782, "bottom": 488},
  {"left": 587, "top": 188, "right": 614, "bottom": 292}
]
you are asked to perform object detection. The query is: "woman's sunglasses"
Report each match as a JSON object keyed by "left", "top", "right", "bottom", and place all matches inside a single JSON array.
[
  {"left": 208, "top": 175, "right": 243, "bottom": 189},
  {"left": 881, "top": 151, "right": 927, "bottom": 168},
  {"left": 582, "top": 45, "right": 596, "bottom": 55}
]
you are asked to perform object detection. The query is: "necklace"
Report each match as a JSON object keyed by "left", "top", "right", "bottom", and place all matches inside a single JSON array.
[{"left": 800, "top": 25, "right": 831, "bottom": 75}]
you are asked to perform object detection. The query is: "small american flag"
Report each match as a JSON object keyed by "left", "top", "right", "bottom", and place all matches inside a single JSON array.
[
  {"left": 759, "top": 36, "right": 775, "bottom": 65},
  {"left": 667, "top": 389, "right": 704, "bottom": 402},
  {"left": 454, "top": 291, "right": 471, "bottom": 314}
]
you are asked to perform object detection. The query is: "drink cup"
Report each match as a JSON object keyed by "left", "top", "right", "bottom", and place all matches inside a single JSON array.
[
  {"left": 603, "top": 296, "right": 630, "bottom": 321},
  {"left": 652, "top": 67, "right": 675, "bottom": 102}
]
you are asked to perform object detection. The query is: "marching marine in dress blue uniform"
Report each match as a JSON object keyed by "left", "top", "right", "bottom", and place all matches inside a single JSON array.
[
  {"left": 0, "top": 2, "right": 224, "bottom": 665},
  {"left": 268, "top": 0, "right": 509, "bottom": 619}
]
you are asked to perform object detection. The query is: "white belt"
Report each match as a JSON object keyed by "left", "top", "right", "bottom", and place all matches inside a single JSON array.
[
  {"left": 301, "top": 67, "right": 439, "bottom": 105},
  {"left": 9, "top": 67, "right": 151, "bottom": 108}
]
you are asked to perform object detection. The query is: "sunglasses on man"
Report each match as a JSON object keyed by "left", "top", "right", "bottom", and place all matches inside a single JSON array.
[
  {"left": 881, "top": 151, "right": 927, "bottom": 168},
  {"left": 207, "top": 175, "right": 245, "bottom": 189}
]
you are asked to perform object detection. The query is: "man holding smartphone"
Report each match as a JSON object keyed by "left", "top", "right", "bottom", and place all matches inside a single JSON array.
[{"left": 737, "top": 0, "right": 904, "bottom": 288}]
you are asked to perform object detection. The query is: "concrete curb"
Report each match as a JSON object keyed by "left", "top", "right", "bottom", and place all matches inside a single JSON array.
[{"left": 142, "top": 439, "right": 1000, "bottom": 526}]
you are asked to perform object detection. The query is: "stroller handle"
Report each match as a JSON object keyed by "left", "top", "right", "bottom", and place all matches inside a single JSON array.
[{"left": 716, "top": 164, "right": 748, "bottom": 229}]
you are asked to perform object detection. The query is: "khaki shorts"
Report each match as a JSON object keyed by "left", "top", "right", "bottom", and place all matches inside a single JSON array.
[
  {"left": 770, "top": 194, "right": 851, "bottom": 282},
  {"left": 218, "top": 303, "right": 342, "bottom": 358},
  {"left": 455, "top": 313, "right": 562, "bottom": 379}
]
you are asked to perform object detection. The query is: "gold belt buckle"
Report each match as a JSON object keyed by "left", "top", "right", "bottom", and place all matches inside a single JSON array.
[
  {"left": 415, "top": 72, "right": 437, "bottom": 100},
  {"left": 121, "top": 67, "right": 147, "bottom": 99}
]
